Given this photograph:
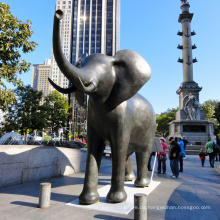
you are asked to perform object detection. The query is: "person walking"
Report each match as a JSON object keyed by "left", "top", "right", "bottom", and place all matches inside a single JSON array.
[
  {"left": 169, "top": 137, "right": 181, "bottom": 179},
  {"left": 199, "top": 148, "right": 207, "bottom": 167},
  {"left": 182, "top": 136, "right": 189, "bottom": 159},
  {"left": 215, "top": 135, "right": 220, "bottom": 161},
  {"left": 205, "top": 138, "right": 216, "bottom": 168},
  {"left": 157, "top": 137, "right": 167, "bottom": 174},
  {"left": 177, "top": 136, "right": 185, "bottom": 172}
]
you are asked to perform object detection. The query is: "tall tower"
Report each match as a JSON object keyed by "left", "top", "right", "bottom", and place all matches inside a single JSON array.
[
  {"left": 32, "top": 59, "right": 52, "bottom": 105},
  {"left": 176, "top": 0, "right": 201, "bottom": 112},
  {"left": 50, "top": 0, "right": 120, "bottom": 134},
  {"left": 169, "top": 0, "right": 215, "bottom": 146}
]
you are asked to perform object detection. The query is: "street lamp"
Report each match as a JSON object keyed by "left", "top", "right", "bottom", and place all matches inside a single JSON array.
[{"left": 69, "top": 121, "right": 72, "bottom": 141}]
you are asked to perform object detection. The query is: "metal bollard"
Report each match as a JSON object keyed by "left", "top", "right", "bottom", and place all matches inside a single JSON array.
[
  {"left": 134, "top": 193, "right": 147, "bottom": 220},
  {"left": 39, "top": 183, "right": 51, "bottom": 208}
]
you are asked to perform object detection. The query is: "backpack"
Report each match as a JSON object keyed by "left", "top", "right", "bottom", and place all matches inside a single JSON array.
[{"left": 213, "top": 142, "right": 219, "bottom": 153}]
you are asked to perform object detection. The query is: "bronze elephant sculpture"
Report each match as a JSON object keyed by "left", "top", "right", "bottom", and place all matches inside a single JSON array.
[{"left": 49, "top": 9, "right": 156, "bottom": 204}]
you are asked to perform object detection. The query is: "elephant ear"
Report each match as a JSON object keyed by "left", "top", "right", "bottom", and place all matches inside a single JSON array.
[{"left": 107, "top": 50, "right": 151, "bottom": 108}]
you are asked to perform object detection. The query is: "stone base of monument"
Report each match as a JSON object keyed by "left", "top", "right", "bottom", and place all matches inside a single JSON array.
[
  {"left": 67, "top": 180, "right": 160, "bottom": 215},
  {"left": 169, "top": 119, "right": 215, "bottom": 144}
]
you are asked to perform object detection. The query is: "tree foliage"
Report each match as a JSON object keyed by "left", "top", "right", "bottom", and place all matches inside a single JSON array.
[
  {"left": 201, "top": 101, "right": 216, "bottom": 121},
  {"left": 0, "top": 3, "right": 38, "bottom": 111},
  {"left": 4, "top": 85, "right": 44, "bottom": 134},
  {"left": 3, "top": 87, "right": 70, "bottom": 135},
  {"left": 156, "top": 108, "right": 179, "bottom": 137},
  {"left": 43, "top": 91, "right": 70, "bottom": 133},
  {"left": 201, "top": 99, "right": 219, "bottom": 134}
]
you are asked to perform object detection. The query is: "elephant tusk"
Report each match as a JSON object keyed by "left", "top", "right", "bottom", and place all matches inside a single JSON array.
[
  {"left": 48, "top": 78, "right": 77, "bottom": 94},
  {"left": 78, "top": 76, "right": 96, "bottom": 93}
]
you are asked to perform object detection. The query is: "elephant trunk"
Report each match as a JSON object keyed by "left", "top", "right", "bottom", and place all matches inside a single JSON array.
[{"left": 53, "top": 10, "right": 96, "bottom": 93}]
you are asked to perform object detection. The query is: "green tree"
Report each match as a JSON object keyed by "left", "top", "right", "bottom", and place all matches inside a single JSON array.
[
  {"left": 43, "top": 91, "right": 70, "bottom": 133},
  {"left": 215, "top": 102, "right": 220, "bottom": 124},
  {"left": 4, "top": 85, "right": 44, "bottom": 134},
  {"left": 201, "top": 100, "right": 219, "bottom": 134},
  {"left": 0, "top": 3, "right": 38, "bottom": 111},
  {"left": 156, "top": 114, "right": 172, "bottom": 137},
  {"left": 156, "top": 108, "right": 178, "bottom": 137},
  {"left": 203, "top": 99, "right": 219, "bottom": 109}
]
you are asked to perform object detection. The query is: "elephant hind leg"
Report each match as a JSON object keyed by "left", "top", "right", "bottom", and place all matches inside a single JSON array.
[
  {"left": 135, "top": 151, "right": 150, "bottom": 187},
  {"left": 125, "top": 156, "right": 135, "bottom": 181}
]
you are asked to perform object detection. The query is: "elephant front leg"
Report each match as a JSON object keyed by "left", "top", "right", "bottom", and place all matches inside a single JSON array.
[
  {"left": 125, "top": 156, "right": 135, "bottom": 181},
  {"left": 107, "top": 139, "right": 128, "bottom": 203},
  {"left": 79, "top": 132, "right": 104, "bottom": 205}
]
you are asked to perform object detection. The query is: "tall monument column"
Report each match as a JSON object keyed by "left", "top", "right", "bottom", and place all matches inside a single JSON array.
[
  {"left": 169, "top": 0, "right": 215, "bottom": 150},
  {"left": 178, "top": 0, "right": 196, "bottom": 83},
  {"left": 176, "top": 0, "right": 201, "bottom": 112}
]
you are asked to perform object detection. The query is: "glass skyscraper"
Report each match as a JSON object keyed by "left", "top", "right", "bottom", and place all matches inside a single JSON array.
[
  {"left": 71, "top": 0, "right": 120, "bottom": 64},
  {"left": 50, "top": 0, "right": 120, "bottom": 134}
]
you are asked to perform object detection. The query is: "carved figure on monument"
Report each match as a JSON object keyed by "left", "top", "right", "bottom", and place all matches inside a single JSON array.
[
  {"left": 184, "top": 93, "right": 201, "bottom": 120},
  {"left": 49, "top": 10, "right": 156, "bottom": 205}
]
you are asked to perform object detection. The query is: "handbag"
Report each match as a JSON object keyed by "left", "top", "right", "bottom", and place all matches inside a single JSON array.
[{"left": 159, "top": 154, "right": 167, "bottom": 162}]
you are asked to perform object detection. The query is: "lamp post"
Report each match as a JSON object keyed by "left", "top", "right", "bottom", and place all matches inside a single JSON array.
[{"left": 69, "top": 121, "right": 72, "bottom": 141}]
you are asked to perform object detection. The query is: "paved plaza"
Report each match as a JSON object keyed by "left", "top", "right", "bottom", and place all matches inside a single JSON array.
[{"left": 0, "top": 155, "right": 220, "bottom": 220}]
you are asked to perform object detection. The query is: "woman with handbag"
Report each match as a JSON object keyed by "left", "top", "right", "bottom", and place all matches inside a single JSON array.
[{"left": 157, "top": 137, "right": 167, "bottom": 174}]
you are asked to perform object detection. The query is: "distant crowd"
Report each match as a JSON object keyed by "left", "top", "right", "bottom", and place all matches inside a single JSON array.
[{"left": 148, "top": 135, "right": 220, "bottom": 179}]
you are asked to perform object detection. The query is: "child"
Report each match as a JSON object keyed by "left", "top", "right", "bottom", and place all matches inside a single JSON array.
[{"left": 199, "top": 148, "right": 207, "bottom": 167}]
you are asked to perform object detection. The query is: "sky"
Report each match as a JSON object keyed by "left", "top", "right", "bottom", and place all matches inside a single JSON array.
[{"left": 2, "top": 0, "right": 220, "bottom": 114}]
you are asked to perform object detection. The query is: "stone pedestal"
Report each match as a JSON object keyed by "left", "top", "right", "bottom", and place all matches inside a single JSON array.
[
  {"left": 169, "top": 119, "right": 215, "bottom": 144},
  {"left": 170, "top": 82, "right": 215, "bottom": 143}
]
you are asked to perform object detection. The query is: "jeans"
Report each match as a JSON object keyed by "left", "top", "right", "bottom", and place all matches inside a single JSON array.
[
  {"left": 170, "top": 159, "right": 179, "bottom": 177},
  {"left": 157, "top": 154, "right": 166, "bottom": 173},
  {"left": 201, "top": 159, "right": 205, "bottom": 167},
  {"left": 179, "top": 155, "right": 183, "bottom": 171},
  {"left": 208, "top": 152, "right": 215, "bottom": 167}
]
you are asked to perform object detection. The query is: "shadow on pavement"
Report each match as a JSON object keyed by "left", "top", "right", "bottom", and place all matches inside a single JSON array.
[
  {"left": 11, "top": 201, "right": 38, "bottom": 208},
  {"left": 94, "top": 214, "right": 130, "bottom": 220}
]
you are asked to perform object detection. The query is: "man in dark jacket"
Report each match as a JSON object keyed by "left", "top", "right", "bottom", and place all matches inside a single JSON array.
[{"left": 169, "top": 137, "right": 181, "bottom": 179}]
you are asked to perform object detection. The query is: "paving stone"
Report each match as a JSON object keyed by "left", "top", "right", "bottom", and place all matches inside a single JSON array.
[{"left": 0, "top": 155, "right": 220, "bottom": 219}]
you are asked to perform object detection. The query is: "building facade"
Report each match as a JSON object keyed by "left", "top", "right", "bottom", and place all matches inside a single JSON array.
[
  {"left": 50, "top": 0, "right": 120, "bottom": 134},
  {"left": 32, "top": 59, "right": 52, "bottom": 105}
]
